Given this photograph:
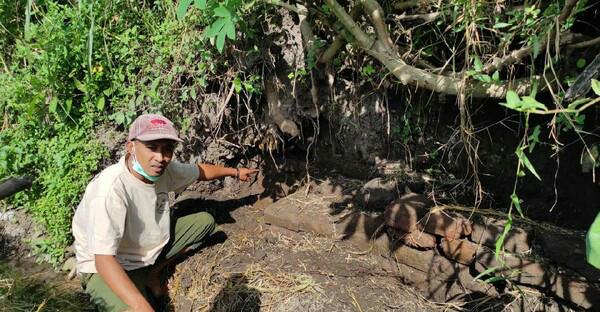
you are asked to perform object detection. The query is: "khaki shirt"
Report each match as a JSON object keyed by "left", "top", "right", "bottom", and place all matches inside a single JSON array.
[{"left": 72, "top": 156, "right": 199, "bottom": 273}]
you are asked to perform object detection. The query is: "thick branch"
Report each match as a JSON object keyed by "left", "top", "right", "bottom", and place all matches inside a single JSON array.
[
  {"left": 362, "top": 0, "right": 394, "bottom": 50},
  {"left": 318, "top": 5, "right": 362, "bottom": 65},
  {"left": 325, "top": 0, "right": 535, "bottom": 98},
  {"left": 324, "top": 0, "right": 374, "bottom": 48},
  {"left": 482, "top": 0, "right": 579, "bottom": 73},
  {"left": 367, "top": 42, "right": 534, "bottom": 98}
]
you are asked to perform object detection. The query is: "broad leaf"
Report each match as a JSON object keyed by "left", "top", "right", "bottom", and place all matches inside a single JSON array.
[
  {"left": 177, "top": 0, "right": 194, "bottom": 20},
  {"left": 204, "top": 19, "right": 227, "bottom": 38},
  {"left": 224, "top": 19, "right": 236, "bottom": 40},
  {"left": 592, "top": 79, "right": 600, "bottom": 96},
  {"left": 520, "top": 96, "right": 547, "bottom": 111},
  {"left": 216, "top": 31, "right": 226, "bottom": 52},
  {"left": 49, "top": 98, "right": 58, "bottom": 113},
  {"left": 194, "top": 0, "right": 207, "bottom": 9},
  {"left": 214, "top": 5, "right": 231, "bottom": 18},
  {"left": 505, "top": 90, "right": 520, "bottom": 108},
  {"left": 96, "top": 96, "right": 105, "bottom": 111}
]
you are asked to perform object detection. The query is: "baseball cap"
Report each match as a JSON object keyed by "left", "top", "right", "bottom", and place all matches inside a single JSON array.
[{"left": 128, "top": 114, "right": 183, "bottom": 142}]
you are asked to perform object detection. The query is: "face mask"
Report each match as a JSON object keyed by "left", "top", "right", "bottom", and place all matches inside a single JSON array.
[{"left": 132, "top": 145, "right": 160, "bottom": 182}]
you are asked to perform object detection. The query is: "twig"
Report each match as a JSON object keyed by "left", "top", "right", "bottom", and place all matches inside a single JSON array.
[{"left": 566, "top": 36, "right": 600, "bottom": 49}]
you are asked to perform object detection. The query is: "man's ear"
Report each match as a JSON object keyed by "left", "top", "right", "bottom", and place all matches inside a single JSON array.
[{"left": 126, "top": 140, "right": 133, "bottom": 154}]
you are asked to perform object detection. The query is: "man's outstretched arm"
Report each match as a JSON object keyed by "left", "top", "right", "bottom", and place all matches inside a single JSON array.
[
  {"left": 95, "top": 254, "right": 154, "bottom": 312},
  {"left": 197, "top": 164, "right": 258, "bottom": 182}
]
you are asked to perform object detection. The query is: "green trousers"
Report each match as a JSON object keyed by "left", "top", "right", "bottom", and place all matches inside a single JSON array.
[{"left": 80, "top": 211, "right": 216, "bottom": 312}]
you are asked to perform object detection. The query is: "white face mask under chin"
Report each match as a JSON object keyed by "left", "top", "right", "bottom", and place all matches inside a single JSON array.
[{"left": 131, "top": 144, "right": 160, "bottom": 182}]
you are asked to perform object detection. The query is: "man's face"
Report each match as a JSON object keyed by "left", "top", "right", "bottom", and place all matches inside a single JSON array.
[{"left": 128, "top": 139, "right": 176, "bottom": 176}]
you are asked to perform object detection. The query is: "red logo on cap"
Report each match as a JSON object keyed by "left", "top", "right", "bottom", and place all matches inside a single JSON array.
[{"left": 150, "top": 119, "right": 167, "bottom": 126}]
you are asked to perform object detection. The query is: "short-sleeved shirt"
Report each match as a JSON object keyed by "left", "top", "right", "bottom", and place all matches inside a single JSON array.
[{"left": 72, "top": 156, "right": 199, "bottom": 273}]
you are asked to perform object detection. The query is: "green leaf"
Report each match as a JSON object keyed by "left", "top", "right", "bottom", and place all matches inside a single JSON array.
[
  {"left": 510, "top": 193, "right": 524, "bottom": 217},
  {"left": 194, "top": 0, "right": 207, "bottom": 9},
  {"left": 213, "top": 5, "right": 231, "bottom": 18},
  {"left": 483, "top": 276, "right": 507, "bottom": 284},
  {"left": 49, "top": 98, "right": 58, "bottom": 113},
  {"left": 177, "top": 0, "right": 194, "bottom": 20},
  {"left": 516, "top": 147, "right": 541, "bottom": 180},
  {"left": 520, "top": 96, "right": 547, "bottom": 111},
  {"left": 216, "top": 31, "right": 226, "bottom": 52},
  {"left": 96, "top": 96, "right": 105, "bottom": 111},
  {"left": 114, "top": 112, "right": 125, "bottom": 125},
  {"left": 505, "top": 90, "right": 520, "bottom": 108},
  {"left": 567, "top": 98, "right": 590, "bottom": 110},
  {"left": 493, "top": 22, "right": 511, "bottom": 29},
  {"left": 474, "top": 266, "right": 500, "bottom": 281},
  {"left": 492, "top": 71, "right": 500, "bottom": 82},
  {"left": 495, "top": 216, "right": 512, "bottom": 257},
  {"left": 576, "top": 58, "right": 587, "bottom": 69},
  {"left": 204, "top": 19, "right": 227, "bottom": 39},
  {"left": 224, "top": 19, "right": 236, "bottom": 40},
  {"left": 532, "top": 36, "right": 541, "bottom": 58},
  {"left": 592, "top": 79, "right": 600, "bottom": 96},
  {"left": 65, "top": 99, "right": 72, "bottom": 114},
  {"left": 233, "top": 77, "right": 242, "bottom": 93},
  {"left": 528, "top": 125, "right": 541, "bottom": 153},
  {"left": 74, "top": 80, "right": 87, "bottom": 93},
  {"left": 473, "top": 56, "right": 483, "bottom": 72}
]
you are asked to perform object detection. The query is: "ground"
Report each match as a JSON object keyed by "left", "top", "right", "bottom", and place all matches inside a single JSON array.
[{"left": 166, "top": 182, "right": 447, "bottom": 312}]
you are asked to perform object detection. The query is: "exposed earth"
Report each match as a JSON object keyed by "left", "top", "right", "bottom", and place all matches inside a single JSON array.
[{"left": 0, "top": 168, "right": 593, "bottom": 311}]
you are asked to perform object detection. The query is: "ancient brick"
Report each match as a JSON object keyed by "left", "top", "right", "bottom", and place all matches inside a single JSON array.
[
  {"left": 360, "top": 177, "right": 399, "bottom": 210},
  {"left": 471, "top": 217, "right": 531, "bottom": 253},
  {"left": 440, "top": 238, "right": 479, "bottom": 265},
  {"left": 421, "top": 211, "right": 472, "bottom": 240},
  {"left": 392, "top": 246, "right": 437, "bottom": 273},
  {"left": 263, "top": 199, "right": 300, "bottom": 231},
  {"left": 301, "top": 213, "right": 335, "bottom": 237},
  {"left": 384, "top": 193, "right": 431, "bottom": 232},
  {"left": 387, "top": 227, "right": 436, "bottom": 249}
]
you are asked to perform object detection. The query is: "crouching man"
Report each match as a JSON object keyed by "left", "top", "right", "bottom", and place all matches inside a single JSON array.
[{"left": 72, "top": 114, "right": 257, "bottom": 311}]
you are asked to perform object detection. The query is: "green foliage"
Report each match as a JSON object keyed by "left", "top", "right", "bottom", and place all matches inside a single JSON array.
[
  {"left": 178, "top": 0, "right": 247, "bottom": 52},
  {"left": 500, "top": 91, "right": 547, "bottom": 113},
  {"left": 0, "top": 0, "right": 237, "bottom": 264}
]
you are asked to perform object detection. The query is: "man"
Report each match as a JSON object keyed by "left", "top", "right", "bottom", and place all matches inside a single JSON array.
[{"left": 72, "top": 114, "right": 257, "bottom": 311}]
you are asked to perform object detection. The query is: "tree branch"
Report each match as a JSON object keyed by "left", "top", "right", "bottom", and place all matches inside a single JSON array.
[
  {"left": 324, "top": 0, "right": 541, "bottom": 98},
  {"left": 395, "top": 12, "right": 441, "bottom": 23},
  {"left": 482, "top": 0, "right": 579, "bottom": 74},
  {"left": 318, "top": 5, "right": 363, "bottom": 65},
  {"left": 362, "top": 0, "right": 394, "bottom": 50},
  {"left": 324, "top": 0, "right": 374, "bottom": 49},
  {"left": 566, "top": 36, "right": 600, "bottom": 49}
]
